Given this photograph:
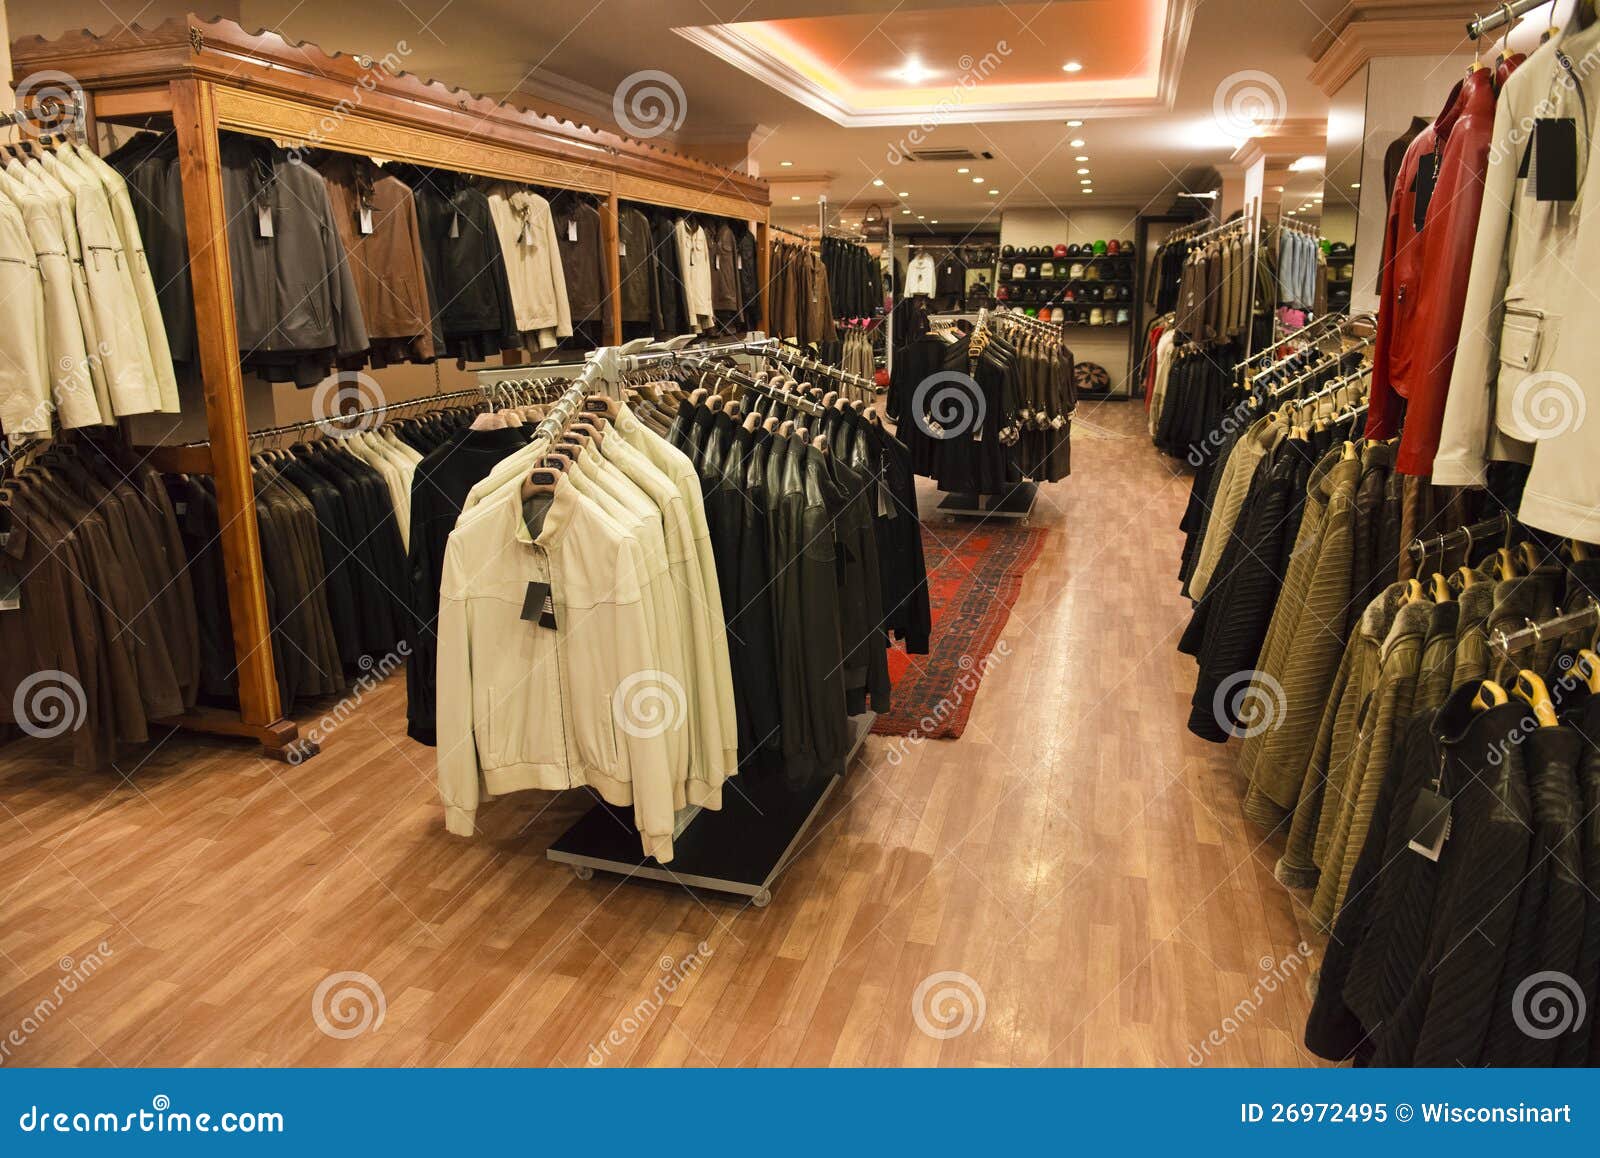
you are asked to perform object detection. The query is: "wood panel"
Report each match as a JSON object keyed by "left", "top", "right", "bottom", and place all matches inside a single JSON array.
[
  {"left": 0, "top": 403, "right": 1326, "bottom": 1068},
  {"left": 615, "top": 173, "right": 767, "bottom": 221},
  {"left": 168, "top": 77, "right": 290, "bottom": 747}
]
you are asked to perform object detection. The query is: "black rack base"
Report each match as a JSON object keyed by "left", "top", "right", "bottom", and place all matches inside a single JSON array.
[
  {"left": 936, "top": 482, "right": 1038, "bottom": 523},
  {"left": 545, "top": 713, "right": 875, "bottom": 906}
]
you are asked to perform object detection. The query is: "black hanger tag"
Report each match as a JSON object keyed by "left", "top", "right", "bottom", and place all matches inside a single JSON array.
[
  {"left": 520, "top": 580, "right": 557, "bottom": 629},
  {"left": 1533, "top": 118, "right": 1579, "bottom": 201},
  {"left": 1405, "top": 787, "right": 1452, "bottom": 861},
  {"left": 1412, "top": 152, "right": 1439, "bottom": 232}
]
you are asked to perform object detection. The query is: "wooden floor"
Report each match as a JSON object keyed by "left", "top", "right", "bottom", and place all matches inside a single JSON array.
[{"left": 0, "top": 401, "right": 1327, "bottom": 1067}]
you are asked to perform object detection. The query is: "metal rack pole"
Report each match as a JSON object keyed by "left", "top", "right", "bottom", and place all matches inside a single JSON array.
[{"left": 1467, "top": 0, "right": 1550, "bottom": 38}]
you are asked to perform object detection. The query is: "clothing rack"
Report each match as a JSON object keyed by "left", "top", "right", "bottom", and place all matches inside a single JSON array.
[
  {"left": 1467, "top": 0, "right": 1548, "bottom": 38},
  {"left": 35, "top": 13, "right": 773, "bottom": 762},
  {"left": 1490, "top": 601, "right": 1600, "bottom": 660},
  {"left": 770, "top": 224, "right": 813, "bottom": 244},
  {"left": 1406, "top": 511, "right": 1517, "bottom": 561}
]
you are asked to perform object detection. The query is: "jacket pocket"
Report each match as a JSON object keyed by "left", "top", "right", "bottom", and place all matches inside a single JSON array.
[
  {"left": 1498, "top": 303, "right": 1550, "bottom": 372},
  {"left": 480, "top": 684, "right": 502, "bottom": 765}
]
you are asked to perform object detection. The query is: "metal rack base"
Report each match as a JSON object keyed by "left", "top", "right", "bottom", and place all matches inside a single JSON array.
[
  {"left": 546, "top": 713, "right": 875, "bottom": 907},
  {"left": 937, "top": 482, "right": 1038, "bottom": 524}
]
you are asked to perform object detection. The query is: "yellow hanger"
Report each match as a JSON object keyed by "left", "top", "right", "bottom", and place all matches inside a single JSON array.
[
  {"left": 1517, "top": 539, "right": 1542, "bottom": 573},
  {"left": 1513, "top": 670, "right": 1560, "bottom": 726},
  {"left": 1577, "top": 648, "right": 1600, "bottom": 694},
  {"left": 1341, "top": 440, "right": 1358, "bottom": 461},
  {"left": 1495, "top": 546, "right": 1519, "bottom": 580},
  {"left": 1571, "top": 539, "right": 1592, "bottom": 562},
  {"left": 1473, "top": 679, "right": 1510, "bottom": 710},
  {"left": 1404, "top": 577, "right": 1426, "bottom": 604},
  {"left": 1455, "top": 565, "right": 1478, "bottom": 591},
  {"left": 1430, "top": 572, "right": 1454, "bottom": 602}
]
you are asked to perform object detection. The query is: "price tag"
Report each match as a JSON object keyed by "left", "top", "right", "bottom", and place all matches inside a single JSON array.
[
  {"left": 714, "top": 254, "right": 721, "bottom": 270},
  {"left": 519, "top": 219, "right": 534, "bottom": 247},
  {"left": 358, "top": 205, "right": 374, "bottom": 235},
  {"left": 618, "top": 240, "right": 627, "bottom": 257},
  {"left": 521, "top": 581, "right": 557, "bottom": 629},
  {"left": 257, "top": 204, "right": 274, "bottom": 238},
  {"left": 448, "top": 212, "right": 460, "bottom": 240},
  {"left": 567, "top": 219, "right": 579, "bottom": 243},
  {"left": 736, "top": 256, "right": 743, "bottom": 270},
  {"left": 1406, "top": 787, "right": 1452, "bottom": 861}
]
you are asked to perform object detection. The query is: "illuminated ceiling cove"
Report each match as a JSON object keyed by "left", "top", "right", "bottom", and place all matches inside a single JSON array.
[{"left": 674, "top": 0, "right": 1197, "bottom": 127}]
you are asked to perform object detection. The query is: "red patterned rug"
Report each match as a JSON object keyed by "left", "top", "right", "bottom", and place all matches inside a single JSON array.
[{"left": 872, "top": 519, "right": 1050, "bottom": 740}]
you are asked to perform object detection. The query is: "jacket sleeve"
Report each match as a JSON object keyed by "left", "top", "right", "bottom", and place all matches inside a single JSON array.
[
  {"left": 1433, "top": 95, "right": 1518, "bottom": 486},
  {"left": 434, "top": 547, "right": 480, "bottom": 836},
  {"left": 321, "top": 180, "right": 370, "bottom": 359},
  {"left": 609, "top": 538, "right": 680, "bottom": 863},
  {"left": 1364, "top": 172, "right": 1409, "bottom": 440},
  {"left": 545, "top": 205, "right": 573, "bottom": 341}
]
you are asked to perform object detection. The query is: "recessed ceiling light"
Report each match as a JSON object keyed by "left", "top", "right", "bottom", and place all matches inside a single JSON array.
[
  {"left": 872, "top": 178, "right": 884, "bottom": 187},
  {"left": 1351, "top": 182, "right": 1361, "bottom": 189},
  {"left": 988, "top": 189, "right": 999, "bottom": 195},
  {"left": 1075, "top": 155, "right": 1089, "bottom": 162},
  {"left": 930, "top": 219, "right": 939, "bottom": 224},
  {"left": 790, "top": 195, "right": 801, "bottom": 201},
  {"left": 901, "top": 209, "right": 910, "bottom": 215},
  {"left": 917, "top": 214, "right": 925, "bottom": 219},
  {"left": 1062, "top": 61, "right": 1083, "bottom": 73},
  {"left": 1274, "top": 185, "right": 1285, "bottom": 193},
  {"left": 1080, "top": 178, "right": 1092, "bottom": 185},
  {"left": 972, "top": 176, "right": 984, "bottom": 184},
  {"left": 1069, "top": 138, "right": 1086, "bottom": 148},
  {"left": 1067, "top": 119, "right": 1084, "bottom": 127},
  {"left": 898, "top": 191, "right": 909, "bottom": 197},
  {"left": 1287, "top": 210, "right": 1297, "bottom": 215},
  {"left": 780, "top": 160, "right": 793, "bottom": 167},
  {"left": 1081, "top": 188, "right": 1093, "bottom": 194},
  {"left": 1077, "top": 168, "right": 1090, "bottom": 175},
  {"left": 957, "top": 167, "right": 970, "bottom": 174},
  {"left": 897, "top": 58, "right": 934, "bottom": 84}
]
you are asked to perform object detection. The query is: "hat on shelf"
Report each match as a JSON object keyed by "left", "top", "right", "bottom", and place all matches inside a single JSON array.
[
  {"left": 1092, "top": 239, "right": 1108, "bottom": 255},
  {"left": 1106, "top": 239, "right": 1120, "bottom": 254},
  {"left": 1040, "top": 261, "right": 1055, "bottom": 279},
  {"left": 1089, "top": 307, "right": 1105, "bottom": 325},
  {"left": 1116, "top": 307, "right": 1131, "bottom": 324},
  {"left": 1012, "top": 262, "right": 1028, "bottom": 280},
  {"left": 1053, "top": 243, "right": 1068, "bottom": 258}
]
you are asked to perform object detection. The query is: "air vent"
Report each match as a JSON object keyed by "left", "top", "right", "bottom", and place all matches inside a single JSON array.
[{"left": 903, "top": 147, "right": 984, "bottom": 162}]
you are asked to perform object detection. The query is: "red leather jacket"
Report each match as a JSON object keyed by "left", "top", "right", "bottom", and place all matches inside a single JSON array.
[
  {"left": 1365, "top": 81, "right": 1463, "bottom": 442},
  {"left": 1397, "top": 65, "right": 1502, "bottom": 476}
]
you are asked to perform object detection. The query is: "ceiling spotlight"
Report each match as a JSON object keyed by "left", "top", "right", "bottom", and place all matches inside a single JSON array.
[
  {"left": 930, "top": 219, "right": 939, "bottom": 223},
  {"left": 897, "top": 58, "right": 934, "bottom": 84},
  {"left": 1077, "top": 168, "right": 1090, "bottom": 175},
  {"left": 780, "top": 160, "right": 793, "bottom": 167},
  {"left": 1075, "top": 155, "right": 1089, "bottom": 162},
  {"left": 917, "top": 214, "right": 925, "bottom": 219},
  {"left": 901, "top": 208, "right": 910, "bottom": 214},
  {"left": 1287, "top": 209, "right": 1297, "bottom": 215},
  {"left": 790, "top": 195, "right": 801, "bottom": 201},
  {"left": 898, "top": 191, "right": 909, "bottom": 197},
  {"left": 988, "top": 188, "right": 999, "bottom": 195},
  {"left": 1062, "top": 61, "right": 1083, "bottom": 73},
  {"left": 1069, "top": 138, "right": 1086, "bottom": 148},
  {"left": 1080, "top": 178, "right": 1092, "bottom": 185},
  {"left": 957, "top": 167, "right": 970, "bottom": 174},
  {"left": 872, "top": 178, "right": 884, "bottom": 187},
  {"left": 1351, "top": 182, "right": 1361, "bottom": 189},
  {"left": 1274, "top": 185, "right": 1285, "bottom": 193},
  {"left": 972, "top": 176, "right": 984, "bottom": 184},
  {"left": 1067, "top": 120, "right": 1083, "bottom": 127},
  {"left": 1081, "top": 187, "right": 1093, "bottom": 194}
]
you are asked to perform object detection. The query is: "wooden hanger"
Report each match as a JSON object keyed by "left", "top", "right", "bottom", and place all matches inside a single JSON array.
[
  {"left": 1430, "top": 572, "right": 1454, "bottom": 602},
  {"left": 1495, "top": 545, "right": 1519, "bottom": 580},
  {"left": 1513, "top": 670, "right": 1560, "bottom": 726},
  {"left": 1576, "top": 648, "right": 1600, "bottom": 694},
  {"left": 1455, "top": 565, "right": 1478, "bottom": 591},
  {"left": 1517, "top": 539, "right": 1543, "bottom": 573},
  {"left": 1473, "top": 679, "right": 1510, "bottom": 710},
  {"left": 1404, "top": 577, "right": 1426, "bottom": 604},
  {"left": 520, "top": 466, "right": 562, "bottom": 503}
]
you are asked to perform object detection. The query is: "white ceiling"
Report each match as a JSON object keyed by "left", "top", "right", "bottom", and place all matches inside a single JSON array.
[{"left": 9, "top": 0, "right": 1356, "bottom": 231}]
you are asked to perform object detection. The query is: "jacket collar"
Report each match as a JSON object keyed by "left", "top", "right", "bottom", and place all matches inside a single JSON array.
[{"left": 509, "top": 472, "right": 579, "bottom": 548}]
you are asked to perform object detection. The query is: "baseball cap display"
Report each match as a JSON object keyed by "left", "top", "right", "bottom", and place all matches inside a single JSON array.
[
  {"left": 1106, "top": 239, "right": 1120, "bottom": 254},
  {"left": 1040, "top": 261, "right": 1055, "bottom": 279},
  {"left": 1092, "top": 239, "right": 1108, "bottom": 255},
  {"left": 1012, "top": 262, "right": 1027, "bottom": 279},
  {"left": 1069, "top": 262, "right": 1085, "bottom": 279},
  {"left": 1054, "top": 243, "right": 1068, "bottom": 258},
  {"left": 1089, "top": 307, "right": 1104, "bottom": 325},
  {"left": 1116, "top": 307, "right": 1131, "bottom": 324}
]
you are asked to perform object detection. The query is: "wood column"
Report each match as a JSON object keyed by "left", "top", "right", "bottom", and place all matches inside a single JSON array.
[
  {"left": 756, "top": 216, "right": 771, "bottom": 334},
  {"left": 599, "top": 192, "right": 623, "bottom": 345},
  {"left": 168, "top": 77, "right": 298, "bottom": 758}
]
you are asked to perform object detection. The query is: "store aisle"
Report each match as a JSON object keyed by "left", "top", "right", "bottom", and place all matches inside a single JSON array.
[{"left": 0, "top": 400, "right": 1323, "bottom": 1067}]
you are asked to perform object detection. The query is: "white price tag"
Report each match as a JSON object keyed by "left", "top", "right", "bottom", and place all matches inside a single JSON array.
[
  {"left": 567, "top": 219, "right": 579, "bottom": 243},
  {"left": 358, "top": 205, "right": 374, "bottom": 235},
  {"left": 256, "top": 204, "right": 274, "bottom": 238},
  {"left": 618, "top": 241, "right": 627, "bottom": 257},
  {"left": 448, "top": 212, "right": 460, "bottom": 239}
]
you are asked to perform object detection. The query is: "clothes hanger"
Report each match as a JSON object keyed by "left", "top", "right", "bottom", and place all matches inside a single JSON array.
[
  {"left": 1473, "top": 679, "right": 1510, "bottom": 709},
  {"left": 1517, "top": 539, "right": 1544, "bottom": 573},
  {"left": 1495, "top": 545, "right": 1519, "bottom": 580},
  {"left": 1430, "top": 572, "right": 1454, "bottom": 602},
  {"left": 1513, "top": 670, "right": 1560, "bottom": 726},
  {"left": 1577, "top": 648, "right": 1600, "bottom": 693}
]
